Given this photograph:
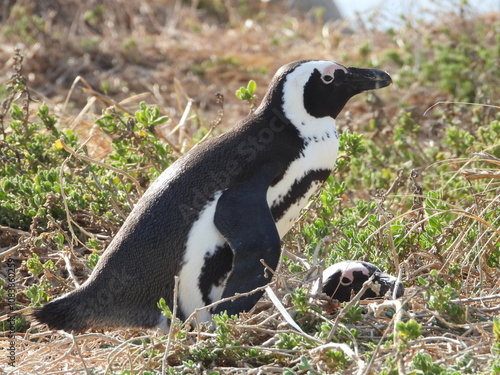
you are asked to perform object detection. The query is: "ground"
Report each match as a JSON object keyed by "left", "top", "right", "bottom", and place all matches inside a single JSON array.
[{"left": 0, "top": 0, "right": 499, "bottom": 374}]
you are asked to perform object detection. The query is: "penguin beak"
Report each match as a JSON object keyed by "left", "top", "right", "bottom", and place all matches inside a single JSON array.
[
  {"left": 346, "top": 67, "right": 392, "bottom": 92},
  {"left": 376, "top": 272, "right": 404, "bottom": 299}
]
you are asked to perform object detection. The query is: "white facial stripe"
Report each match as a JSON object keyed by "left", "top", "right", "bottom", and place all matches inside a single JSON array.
[{"left": 282, "top": 61, "right": 340, "bottom": 139}]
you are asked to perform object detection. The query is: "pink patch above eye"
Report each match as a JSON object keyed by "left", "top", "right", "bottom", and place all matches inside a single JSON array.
[
  {"left": 323, "top": 63, "right": 348, "bottom": 79},
  {"left": 340, "top": 265, "right": 370, "bottom": 284}
]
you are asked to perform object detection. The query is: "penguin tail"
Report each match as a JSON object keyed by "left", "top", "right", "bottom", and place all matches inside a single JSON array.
[{"left": 32, "top": 294, "right": 89, "bottom": 333}]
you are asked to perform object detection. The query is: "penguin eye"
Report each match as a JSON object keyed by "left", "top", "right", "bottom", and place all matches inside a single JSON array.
[
  {"left": 321, "top": 75, "right": 334, "bottom": 84},
  {"left": 340, "top": 276, "right": 352, "bottom": 285}
]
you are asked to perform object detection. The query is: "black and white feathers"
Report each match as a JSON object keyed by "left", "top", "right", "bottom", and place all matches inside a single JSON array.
[
  {"left": 33, "top": 60, "right": 392, "bottom": 333},
  {"left": 320, "top": 261, "right": 404, "bottom": 302}
]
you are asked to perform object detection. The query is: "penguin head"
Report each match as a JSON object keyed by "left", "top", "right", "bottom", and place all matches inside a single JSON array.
[
  {"left": 321, "top": 261, "right": 404, "bottom": 302},
  {"left": 261, "top": 60, "right": 392, "bottom": 122}
]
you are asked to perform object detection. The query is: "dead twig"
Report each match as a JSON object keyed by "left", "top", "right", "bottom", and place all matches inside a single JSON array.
[{"left": 162, "top": 275, "right": 180, "bottom": 373}]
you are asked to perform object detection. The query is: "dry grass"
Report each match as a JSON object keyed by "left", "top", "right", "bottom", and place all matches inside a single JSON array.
[{"left": 1, "top": 0, "right": 499, "bottom": 374}]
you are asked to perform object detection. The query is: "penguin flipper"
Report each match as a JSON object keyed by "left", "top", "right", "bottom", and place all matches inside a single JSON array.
[{"left": 213, "top": 170, "right": 281, "bottom": 315}]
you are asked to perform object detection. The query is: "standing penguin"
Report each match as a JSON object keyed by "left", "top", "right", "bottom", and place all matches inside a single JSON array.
[{"left": 33, "top": 60, "right": 392, "bottom": 332}]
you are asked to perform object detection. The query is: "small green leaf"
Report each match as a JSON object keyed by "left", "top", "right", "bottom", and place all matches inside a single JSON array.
[
  {"left": 417, "top": 277, "right": 428, "bottom": 286},
  {"left": 53, "top": 232, "right": 65, "bottom": 247},
  {"left": 151, "top": 115, "right": 169, "bottom": 126},
  {"left": 135, "top": 111, "right": 147, "bottom": 125},
  {"left": 157, "top": 298, "right": 173, "bottom": 319},
  {"left": 247, "top": 79, "right": 257, "bottom": 94},
  {"left": 88, "top": 253, "right": 100, "bottom": 269},
  {"left": 235, "top": 87, "right": 248, "bottom": 100}
]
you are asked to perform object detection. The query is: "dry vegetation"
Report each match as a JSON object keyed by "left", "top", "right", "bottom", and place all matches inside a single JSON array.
[{"left": 0, "top": 0, "right": 499, "bottom": 374}]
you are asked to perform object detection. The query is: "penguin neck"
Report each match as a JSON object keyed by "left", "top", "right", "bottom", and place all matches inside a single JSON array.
[
  {"left": 280, "top": 91, "right": 338, "bottom": 142},
  {"left": 254, "top": 103, "right": 338, "bottom": 143},
  {"left": 290, "top": 114, "right": 337, "bottom": 142},
  {"left": 275, "top": 99, "right": 339, "bottom": 144}
]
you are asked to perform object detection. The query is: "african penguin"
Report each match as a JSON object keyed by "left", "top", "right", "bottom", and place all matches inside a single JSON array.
[
  {"left": 33, "top": 60, "right": 392, "bottom": 333},
  {"left": 318, "top": 261, "right": 404, "bottom": 302}
]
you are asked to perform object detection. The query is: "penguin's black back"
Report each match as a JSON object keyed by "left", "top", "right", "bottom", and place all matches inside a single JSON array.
[{"left": 33, "top": 84, "right": 306, "bottom": 331}]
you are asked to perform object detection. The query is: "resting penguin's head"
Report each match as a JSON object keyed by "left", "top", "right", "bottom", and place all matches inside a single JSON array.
[
  {"left": 321, "top": 261, "right": 404, "bottom": 302},
  {"left": 259, "top": 60, "right": 392, "bottom": 121}
]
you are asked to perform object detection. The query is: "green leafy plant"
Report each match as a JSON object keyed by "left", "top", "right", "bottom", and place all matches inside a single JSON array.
[
  {"left": 284, "top": 355, "right": 321, "bottom": 375},
  {"left": 87, "top": 252, "right": 100, "bottom": 269},
  {"left": 396, "top": 318, "right": 422, "bottom": 350},
  {"left": 291, "top": 287, "right": 310, "bottom": 315},
  {"left": 419, "top": 270, "right": 466, "bottom": 324},
  {"left": 276, "top": 333, "right": 302, "bottom": 350},
  {"left": 213, "top": 311, "right": 239, "bottom": 348},
  {"left": 157, "top": 297, "right": 173, "bottom": 320},
  {"left": 342, "top": 302, "right": 363, "bottom": 324},
  {"left": 235, "top": 79, "right": 258, "bottom": 110},
  {"left": 323, "top": 349, "right": 349, "bottom": 372},
  {"left": 25, "top": 284, "right": 50, "bottom": 307},
  {"left": 26, "top": 253, "right": 56, "bottom": 277}
]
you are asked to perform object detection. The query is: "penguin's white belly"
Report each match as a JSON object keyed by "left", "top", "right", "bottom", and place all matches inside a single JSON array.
[{"left": 177, "top": 192, "right": 226, "bottom": 323}]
